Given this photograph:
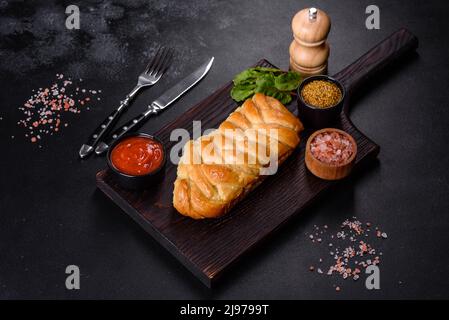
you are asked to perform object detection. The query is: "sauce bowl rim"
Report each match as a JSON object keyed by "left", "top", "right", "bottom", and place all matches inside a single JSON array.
[{"left": 106, "top": 132, "right": 166, "bottom": 179}]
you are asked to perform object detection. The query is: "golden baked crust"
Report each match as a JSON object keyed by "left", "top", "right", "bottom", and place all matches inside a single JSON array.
[{"left": 173, "top": 93, "right": 304, "bottom": 219}]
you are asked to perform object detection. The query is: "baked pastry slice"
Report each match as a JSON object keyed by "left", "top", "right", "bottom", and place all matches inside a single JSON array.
[{"left": 173, "top": 93, "right": 304, "bottom": 219}]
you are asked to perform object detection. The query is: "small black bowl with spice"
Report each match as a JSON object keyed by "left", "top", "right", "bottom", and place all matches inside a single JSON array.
[{"left": 297, "top": 75, "right": 345, "bottom": 129}]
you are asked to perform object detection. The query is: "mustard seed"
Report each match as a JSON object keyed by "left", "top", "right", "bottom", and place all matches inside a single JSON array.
[{"left": 301, "top": 80, "right": 342, "bottom": 109}]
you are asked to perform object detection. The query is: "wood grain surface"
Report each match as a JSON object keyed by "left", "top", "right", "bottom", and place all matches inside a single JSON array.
[{"left": 96, "top": 28, "right": 418, "bottom": 287}]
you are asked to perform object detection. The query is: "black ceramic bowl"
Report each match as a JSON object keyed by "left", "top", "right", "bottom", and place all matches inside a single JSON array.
[
  {"left": 106, "top": 132, "right": 166, "bottom": 190},
  {"left": 297, "top": 75, "right": 346, "bottom": 129}
]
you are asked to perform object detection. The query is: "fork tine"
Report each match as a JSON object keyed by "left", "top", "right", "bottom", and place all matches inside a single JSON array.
[
  {"left": 154, "top": 48, "right": 174, "bottom": 77},
  {"left": 160, "top": 48, "right": 174, "bottom": 75},
  {"left": 147, "top": 46, "right": 168, "bottom": 75},
  {"left": 150, "top": 47, "right": 171, "bottom": 76},
  {"left": 144, "top": 46, "right": 163, "bottom": 74}
]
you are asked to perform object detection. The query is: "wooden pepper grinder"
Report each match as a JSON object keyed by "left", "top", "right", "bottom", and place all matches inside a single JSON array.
[{"left": 290, "top": 7, "right": 331, "bottom": 77}]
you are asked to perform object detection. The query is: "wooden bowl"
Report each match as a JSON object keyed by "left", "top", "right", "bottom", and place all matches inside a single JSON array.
[{"left": 305, "top": 128, "right": 357, "bottom": 180}]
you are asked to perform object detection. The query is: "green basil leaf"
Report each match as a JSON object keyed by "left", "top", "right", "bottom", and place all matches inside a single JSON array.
[
  {"left": 253, "top": 67, "right": 284, "bottom": 74},
  {"left": 262, "top": 87, "right": 292, "bottom": 104},
  {"left": 231, "top": 67, "right": 301, "bottom": 104},
  {"left": 279, "top": 93, "right": 292, "bottom": 104},
  {"left": 255, "top": 73, "right": 275, "bottom": 91},
  {"left": 231, "top": 84, "right": 255, "bottom": 102},
  {"left": 233, "top": 69, "right": 259, "bottom": 85},
  {"left": 274, "top": 72, "right": 301, "bottom": 91}
]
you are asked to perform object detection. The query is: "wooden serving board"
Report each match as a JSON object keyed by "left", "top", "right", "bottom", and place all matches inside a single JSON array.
[{"left": 96, "top": 28, "right": 418, "bottom": 287}]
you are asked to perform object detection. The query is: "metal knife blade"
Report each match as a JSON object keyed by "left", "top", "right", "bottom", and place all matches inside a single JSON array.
[
  {"left": 151, "top": 56, "right": 214, "bottom": 110},
  {"left": 94, "top": 57, "right": 215, "bottom": 155}
]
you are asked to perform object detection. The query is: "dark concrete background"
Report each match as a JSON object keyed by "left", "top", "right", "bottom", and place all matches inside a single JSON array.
[{"left": 1, "top": 0, "right": 449, "bottom": 299}]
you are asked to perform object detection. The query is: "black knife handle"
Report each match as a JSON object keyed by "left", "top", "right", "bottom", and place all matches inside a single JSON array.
[
  {"left": 84, "top": 109, "right": 120, "bottom": 149},
  {"left": 83, "top": 96, "right": 133, "bottom": 148},
  {"left": 95, "top": 108, "right": 159, "bottom": 155},
  {"left": 109, "top": 113, "right": 147, "bottom": 141}
]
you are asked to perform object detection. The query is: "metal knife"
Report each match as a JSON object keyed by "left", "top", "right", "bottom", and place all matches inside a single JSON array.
[{"left": 94, "top": 57, "right": 214, "bottom": 155}]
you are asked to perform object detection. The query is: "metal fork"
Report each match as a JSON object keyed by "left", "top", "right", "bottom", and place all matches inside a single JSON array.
[{"left": 79, "top": 46, "right": 174, "bottom": 158}]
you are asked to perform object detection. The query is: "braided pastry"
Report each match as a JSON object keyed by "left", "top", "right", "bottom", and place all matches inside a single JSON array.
[{"left": 173, "top": 93, "right": 304, "bottom": 219}]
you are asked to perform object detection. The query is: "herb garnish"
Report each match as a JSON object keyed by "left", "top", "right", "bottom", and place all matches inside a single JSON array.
[{"left": 230, "top": 67, "right": 301, "bottom": 104}]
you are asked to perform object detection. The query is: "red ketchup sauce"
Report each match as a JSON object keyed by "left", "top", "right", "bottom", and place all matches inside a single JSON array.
[{"left": 110, "top": 136, "right": 164, "bottom": 176}]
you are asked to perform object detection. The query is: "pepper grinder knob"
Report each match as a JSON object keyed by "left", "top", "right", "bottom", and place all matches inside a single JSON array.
[{"left": 309, "top": 7, "right": 317, "bottom": 21}]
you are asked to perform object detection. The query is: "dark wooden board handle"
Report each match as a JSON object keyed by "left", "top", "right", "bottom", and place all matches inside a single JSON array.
[{"left": 333, "top": 28, "right": 418, "bottom": 99}]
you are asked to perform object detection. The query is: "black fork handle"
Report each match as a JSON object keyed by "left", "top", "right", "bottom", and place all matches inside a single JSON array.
[{"left": 94, "top": 108, "right": 159, "bottom": 155}]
